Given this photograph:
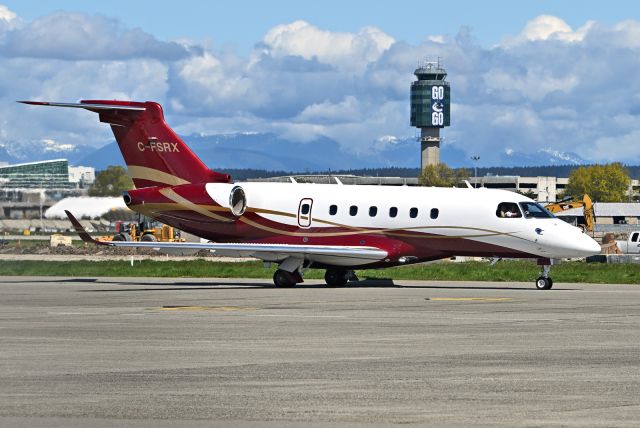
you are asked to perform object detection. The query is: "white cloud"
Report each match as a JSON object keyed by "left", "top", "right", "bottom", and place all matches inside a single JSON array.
[
  {"left": 260, "top": 20, "right": 394, "bottom": 72},
  {"left": 426, "top": 35, "right": 445, "bottom": 44},
  {"left": 0, "top": 5, "right": 16, "bottom": 22},
  {"left": 502, "top": 15, "right": 595, "bottom": 47},
  {"left": 590, "top": 129, "right": 640, "bottom": 161},
  {"left": 0, "top": 12, "right": 188, "bottom": 60},
  {"left": 295, "top": 96, "right": 362, "bottom": 124},
  {"left": 484, "top": 67, "right": 579, "bottom": 101}
]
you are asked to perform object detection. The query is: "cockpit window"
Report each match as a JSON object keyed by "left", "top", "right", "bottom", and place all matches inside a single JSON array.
[
  {"left": 519, "top": 202, "right": 555, "bottom": 219},
  {"left": 496, "top": 202, "right": 522, "bottom": 218}
]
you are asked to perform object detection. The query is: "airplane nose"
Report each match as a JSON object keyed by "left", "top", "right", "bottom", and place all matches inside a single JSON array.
[
  {"left": 545, "top": 224, "right": 602, "bottom": 257},
  {"left": 570, "top": 233, "right": 601, "bottom": 256},
  {"left": 583, "top": 235, "right": 602, "bottom": 255}
]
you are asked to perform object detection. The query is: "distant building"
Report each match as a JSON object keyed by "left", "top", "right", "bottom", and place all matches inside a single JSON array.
[
  {"left": 68, "top": 166, "right": 96, "bottom": 188},
  {"left": 469, "top": 176, "right": 568, "bottom": 202},
  {"left": 0, "top": 159, "right": 96, "bottom": 218},
  {"left": 469, "top": 176, "right": 639, "bottom": 203},
  {"left": 0, "top": 159, "right": 76, "bottom": 189},
  {"left": 252, "top": 174, "right": 639, "bottom": 204}
]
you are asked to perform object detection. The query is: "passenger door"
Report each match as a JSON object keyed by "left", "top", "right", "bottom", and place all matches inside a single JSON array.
[{"left": 298, "top": 198, "right": 313, "bottom": 228}]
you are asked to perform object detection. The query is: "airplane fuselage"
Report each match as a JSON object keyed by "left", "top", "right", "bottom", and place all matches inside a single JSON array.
[{"left": 125, "top": 181, "right": 600, "bottom": 269}]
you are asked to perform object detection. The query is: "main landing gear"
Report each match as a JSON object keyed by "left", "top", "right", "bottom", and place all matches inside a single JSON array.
[
  {"left": 535, "top": 259, "right": 553, "bottom": 290},
  {"left": 324, "top": 268, "right": 357, "bottom": 287},
  {"left": 273, "top": 269, "right": 302, "bottom": 288},
  {"left": 272, "top": 266, "right": 357, "bottom": 288}
]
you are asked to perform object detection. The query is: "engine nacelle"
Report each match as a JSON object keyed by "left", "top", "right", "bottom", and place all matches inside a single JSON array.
[{"left": 206, "top": 183, "right": 247, "bottom": 216}]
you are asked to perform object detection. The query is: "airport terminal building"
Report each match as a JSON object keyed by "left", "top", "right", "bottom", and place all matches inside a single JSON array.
[{"left": 0, "top": 159, "right": 95, "bottom": 219}]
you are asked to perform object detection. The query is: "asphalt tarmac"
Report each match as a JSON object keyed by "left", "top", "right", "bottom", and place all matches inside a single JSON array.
[{"left": 1, "top": 277, "right": 639, "bottom": 427}]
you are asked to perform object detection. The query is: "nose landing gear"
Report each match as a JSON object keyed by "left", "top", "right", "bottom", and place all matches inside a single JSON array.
[{"left": 535, "top": 259, "right": 553, "bottom": 290}]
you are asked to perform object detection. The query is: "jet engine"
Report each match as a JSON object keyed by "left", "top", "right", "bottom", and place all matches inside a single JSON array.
[{"left": 206, "top": 183, "right": 247, "bottom": 216}]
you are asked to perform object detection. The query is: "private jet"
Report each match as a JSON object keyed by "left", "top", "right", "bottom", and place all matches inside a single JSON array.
[{"left": 20, "top": 100, "right": 601, "bottom": 289}]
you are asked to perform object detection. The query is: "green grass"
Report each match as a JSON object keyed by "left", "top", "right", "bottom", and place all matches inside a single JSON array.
[{"left": 0, "top": 259, "right": 639, "bottom": 284}]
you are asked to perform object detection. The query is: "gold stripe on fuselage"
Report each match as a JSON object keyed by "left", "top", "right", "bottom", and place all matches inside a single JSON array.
[
  {"left": 157, "top": 188, "right": 234, "bottom": 223},
  {"left": 128, "top": 165, "right": 191, "bottom": 186}
]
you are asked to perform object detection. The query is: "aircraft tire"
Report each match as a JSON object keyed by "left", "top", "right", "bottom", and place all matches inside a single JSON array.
[
  {"left": 535, "top": 277, "right": 553, "bottom": 290},
  {"left": 325, "top": 268, "right": 349, "bottom": 287},
  {"left": 273, "top": 269, "right": 296, "bottom": 288}
]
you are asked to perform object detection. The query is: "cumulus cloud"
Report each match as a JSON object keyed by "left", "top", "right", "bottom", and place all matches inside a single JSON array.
[
  {"left": 502, "top": 15, "right": 595, "bottom": 46},
  {"left": 258, "top": 20, "right": 394, "bottom": 72},
  {"left": 2, "top": 9, "right": 640, "bottom": 166},
  {"left": 0, "top": 12, "right": 188, "bottom": 60},
  {"left": 0, "top": 4, "right": 20, "bottom": 33},
  {"left": 0, "top": 5, "right": 16, "bottom": 22}
]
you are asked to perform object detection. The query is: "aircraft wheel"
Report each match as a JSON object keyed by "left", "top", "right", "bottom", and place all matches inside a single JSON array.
[
  {"left": 273, "top": 269, "right": 297, "bottom": 288},
  {"left": 535, "top": 276, "right": 553, "bottom": 290},
  {"left": 140, "top": 234, "right": 157, "bottom": 242},
  {"left": 325, "top": 268, "right": 349, "bottom": 287}
]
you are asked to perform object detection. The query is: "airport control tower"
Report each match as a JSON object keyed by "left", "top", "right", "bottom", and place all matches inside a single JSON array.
[{"left": 410, "top": 60, "right": 450, "bottom": 168}]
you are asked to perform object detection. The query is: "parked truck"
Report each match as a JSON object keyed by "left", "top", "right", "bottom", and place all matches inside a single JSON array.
[{"left": 615, "top": 231, "right": 640, "bottom": 254}]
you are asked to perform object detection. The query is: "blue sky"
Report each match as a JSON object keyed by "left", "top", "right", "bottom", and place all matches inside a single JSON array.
[
  {"left": 3, "top": 0, "right": 637, "bottom": 51},
  {"left": 1, "top": 1, "right": 640, "bottom": 166}
]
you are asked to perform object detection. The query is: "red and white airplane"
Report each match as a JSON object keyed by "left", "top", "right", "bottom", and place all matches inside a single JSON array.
[{"left": 20, "top": 100, "right": 601, "bottom": 289}]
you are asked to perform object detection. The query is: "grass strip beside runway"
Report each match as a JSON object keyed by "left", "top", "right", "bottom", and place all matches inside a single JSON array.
[{"left": 1, "top": 259, "right": 639, "bottom": 284}]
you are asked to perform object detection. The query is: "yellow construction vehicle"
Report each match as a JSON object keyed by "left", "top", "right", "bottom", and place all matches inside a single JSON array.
[
  {"left": 545, "top": 194, "right": 595, "bottom": 234},
  {"left": 110, "top": 216, "right": 184, "bottom": 242}
]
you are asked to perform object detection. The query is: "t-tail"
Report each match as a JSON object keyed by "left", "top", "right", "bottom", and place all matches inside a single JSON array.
[{"left": 18, "top": 100, "right": 231, "bottom": 188}]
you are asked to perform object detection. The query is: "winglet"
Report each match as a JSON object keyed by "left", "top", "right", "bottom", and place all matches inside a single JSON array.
[{"left": 64, "top": 210, "right": 108, "bottom": 246}]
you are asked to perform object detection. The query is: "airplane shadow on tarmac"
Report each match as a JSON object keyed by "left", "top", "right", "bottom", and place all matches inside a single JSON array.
[
  {"left": 1, "top": 277, "right": 571, "bottom": 291},
  {"left": 2, "top": 277, "right": 561, "bottom": 292}
]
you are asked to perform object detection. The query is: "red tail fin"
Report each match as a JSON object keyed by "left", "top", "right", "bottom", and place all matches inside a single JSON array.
[{"left": 19, "top": 100, "right": 231, "bottom": 188}]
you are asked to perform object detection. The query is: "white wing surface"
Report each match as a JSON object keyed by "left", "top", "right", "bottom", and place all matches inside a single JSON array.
[{"left": 65, "top": 211, "right": 387, "bottom": 266}]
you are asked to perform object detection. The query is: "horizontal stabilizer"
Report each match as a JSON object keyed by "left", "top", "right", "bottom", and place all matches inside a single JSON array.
[{"left": 18, "top": 101, "right": 146, "bottom": 111}]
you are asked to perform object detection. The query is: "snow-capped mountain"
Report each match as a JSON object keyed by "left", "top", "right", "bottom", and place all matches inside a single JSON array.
[
  {"left": 500, "top": 148, "right": 588, "bottom": 167},
  {"left": 0, "top": 133, "right": 592, "bottom": 171},
  {"left": 0, "top": 139, "right": 95, "bottom": 165}
]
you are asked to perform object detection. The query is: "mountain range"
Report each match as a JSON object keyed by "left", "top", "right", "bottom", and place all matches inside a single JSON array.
[{"left": 0, "top": 133, "right": 590, "bottom": 171}]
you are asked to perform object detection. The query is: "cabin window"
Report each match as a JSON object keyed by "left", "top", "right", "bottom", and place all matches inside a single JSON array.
[
  {"left": 519, "top": 202, "right": 554, "bottom": 219},
  {"left": 349, "top": 205, "right": 358, "bottom": 216},
  {"left": 301, "top": 203, "right": 310, "bottom": 215},
  {"left": 389, "top": 207, "right": 398, "bottom": 218},
  {"left": 496, "top": 202, "right": 522, "bottom": 218},
  {"left": 369, "top": 206, "right": 377, "bottom": 217},
  {"left": 430, "top": 208, "right": 439, "bottom": 219},
  {"left": 409, "top": 207, "right": 418, "bottom": 218},
  {"left": 329, "top": 205, "right": 337, "bottom": 215},
  {"left": 631, "top": 232, "right": 639, "bottom": 243}
]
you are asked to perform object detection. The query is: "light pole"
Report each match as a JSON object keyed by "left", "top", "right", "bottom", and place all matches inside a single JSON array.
[{"left": 470, "top": 156, "right": 480, "bottom": 188}]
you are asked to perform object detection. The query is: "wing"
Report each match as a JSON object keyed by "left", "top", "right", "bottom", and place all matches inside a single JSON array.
[{"left": 65, "top": 211, "right": 387, "bottom": 266}]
